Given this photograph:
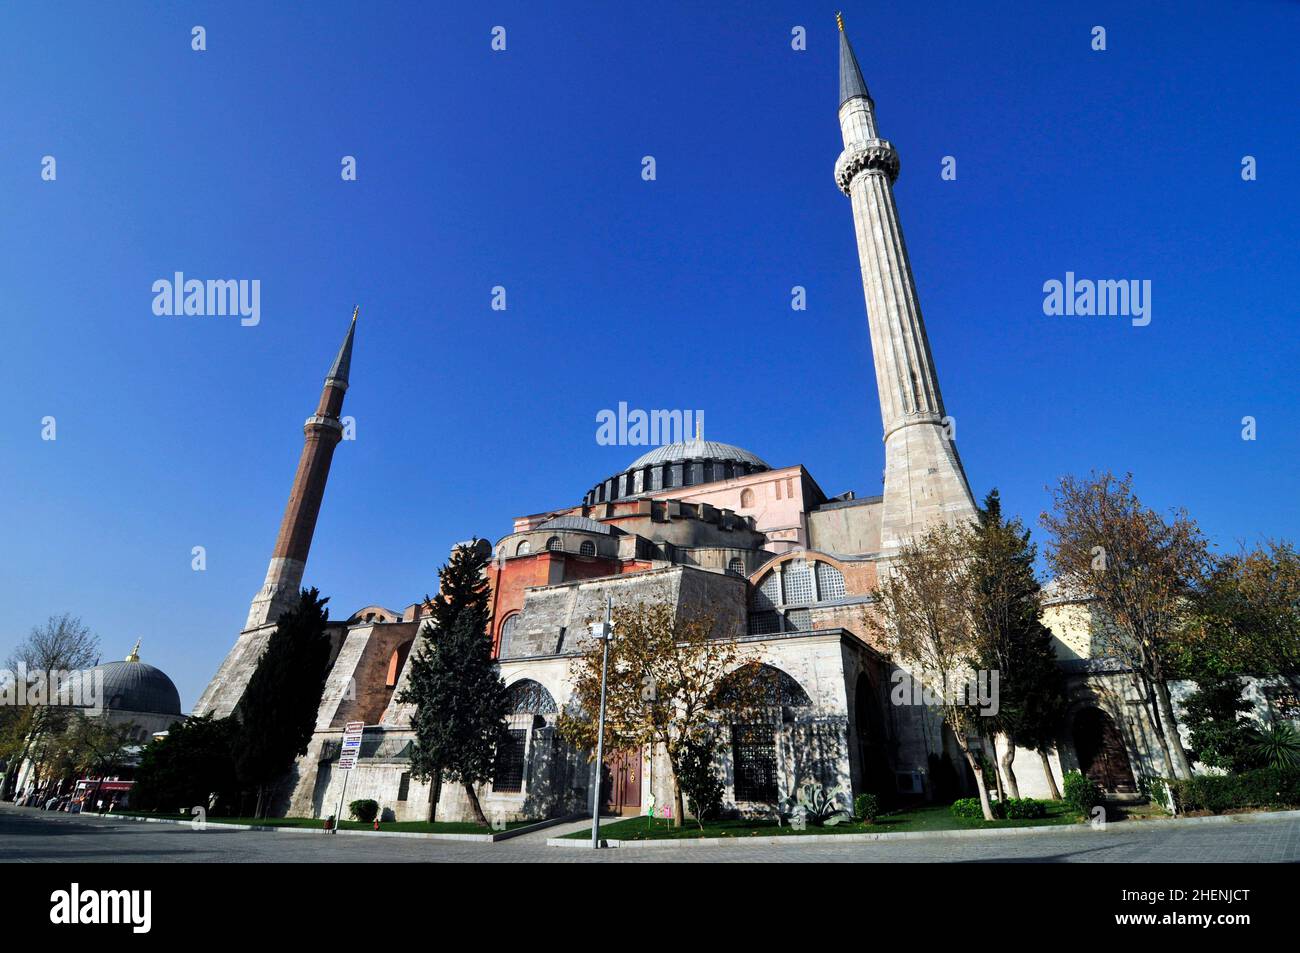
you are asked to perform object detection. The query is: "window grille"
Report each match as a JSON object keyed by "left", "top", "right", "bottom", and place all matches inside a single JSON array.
[
  {"left": 546, "top": 536, "right": 561, "bottom": 551},
  {"left": 506, "top": 679, "right": 558, "bottom": 715},
  {"left": 579, "top": 540, "right": 596, "bottom": 556},
  {"left": 754, "top": 571, "right": 781, "bottom": 611},
  {"left": 785, "top": 608, "right": 812, "bottom": 632},
  {"left": 748, "top": 611, "right": 780, "bottom": 636},
  {"left": 397, "top": 772, "right": 410, "bottom": 802},
  {"left": 783, "top": 561, "right": 814, "bottom": 605},
  {"left": 816, "top": 561, "right": 846, "bottom": 600},
  {"left": 493, "top": 729, "right": 527, "bottom": 793},
  {"left": 731, "top": 724, "right": 778, "bottom": 802},
  {"left": 726, "top": 557, "right": 745, "bottom": 577}
]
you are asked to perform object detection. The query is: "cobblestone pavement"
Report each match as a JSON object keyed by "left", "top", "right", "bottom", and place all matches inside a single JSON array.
[{"left": 2, "top": 805, "right": 1296, "bottom": 863}]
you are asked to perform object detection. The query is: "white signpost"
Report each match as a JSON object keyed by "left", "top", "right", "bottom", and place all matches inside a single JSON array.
[{"left": 331, "top": 721, "right": 365, "bottom": 832}]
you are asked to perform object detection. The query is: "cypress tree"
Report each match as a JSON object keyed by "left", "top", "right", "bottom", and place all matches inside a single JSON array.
[
  {"left": 234, "top": 587, "right": 332, "bottom": 817},
  {"left": 399, "top": 540, "right": 510, "bottom": 825}
]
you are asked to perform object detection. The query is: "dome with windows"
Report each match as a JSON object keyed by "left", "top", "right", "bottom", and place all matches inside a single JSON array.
[
  {"left": 585, "top": 436, "right": 771, "bottom": 505},
  {"left": 628, "top": 440, "right": 768, "bottom": 471}
]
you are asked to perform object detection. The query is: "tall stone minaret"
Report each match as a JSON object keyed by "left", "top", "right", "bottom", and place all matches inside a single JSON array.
[
  {"left": 835, "top": 15, "right": 976, "bottom": 552},
  {"left": 194, "top": 309, "right": 357, "bottom": 718},
  {"left": 244, "top": 308, "right": 357, "bottom": 630}
]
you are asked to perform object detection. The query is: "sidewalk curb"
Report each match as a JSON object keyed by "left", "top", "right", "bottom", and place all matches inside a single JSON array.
[
  {"left": 544, "top": 808, "right": 1300, "bottom": 849},
  {"left": 106, "top": 811, "right": 580, "bottom": 842}
]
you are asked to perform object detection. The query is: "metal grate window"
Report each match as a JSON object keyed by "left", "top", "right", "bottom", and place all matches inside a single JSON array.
[
  {"left": 546, "top": 536, "right": 561, "bottom": 551},
  {"left": 783, "top": 561, "right": 814, "bottom": 605},
  {"left": 785, "top": 608, "right": 812, "bottom": 632},
  {"left": 726, "top": 557, "right": 746, "bottom": 577},
  {"left": 754, "top": 571, "right": 782, "bottom": 611},
  {"left": 748, "top": 611, "right": 780, "bottom": 636},
  {"left": 397, "top": 772, "right": 410, "bottom": 802},
  {"left": 816, "top": 561, "right": 846, "bottom": 600},
  {"left": 731, "top": 724, "right": 778, "bottom": 802},
  {"left": 493, "top": 729, "right": 527, "bottom": 793},
  {"left": 579, "top": 540, "right": 596, "bottom": 556}
]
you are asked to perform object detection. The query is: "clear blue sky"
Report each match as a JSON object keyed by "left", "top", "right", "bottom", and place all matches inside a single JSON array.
[{"left": 2, "top": 1, "right": 1297, "bottom": 709}]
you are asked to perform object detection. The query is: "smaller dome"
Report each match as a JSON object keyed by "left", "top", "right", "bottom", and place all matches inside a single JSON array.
[
  {"left": 629, "top": 440, "right": 768, "bottom": 470},
  {"left": 99, "top": 660, "right": 181, "bottom": 715}
]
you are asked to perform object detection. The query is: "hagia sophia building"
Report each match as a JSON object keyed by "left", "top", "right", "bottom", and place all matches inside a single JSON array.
[{"left": 191, "top": 21, "right": 1198, "bottom": 823}]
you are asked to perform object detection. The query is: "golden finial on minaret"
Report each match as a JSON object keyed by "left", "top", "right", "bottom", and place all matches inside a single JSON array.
[
  {"left": 351, "top": 305, "right": 359, "bottom": 322},
  {"left": 836, "top": 11, "right": 845, "bottom": 31},
  {"left": 125, "top": 638, "right": 142, "bottom": 663}
]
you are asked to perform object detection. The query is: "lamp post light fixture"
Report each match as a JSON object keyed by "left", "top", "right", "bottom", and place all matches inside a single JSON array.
[{"left": 589, "top": 595, "right": 614, "bottom": 849}]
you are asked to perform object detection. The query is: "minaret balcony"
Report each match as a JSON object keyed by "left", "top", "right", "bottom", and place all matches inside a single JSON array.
[{"left": 835, "top": 139, "right": 900, "bottom": 192}]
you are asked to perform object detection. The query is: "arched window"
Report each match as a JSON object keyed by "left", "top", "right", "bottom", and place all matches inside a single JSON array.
[
  {"left": 748, "top": 558, "right": 847, "bottom": 635},
  {"left": 506, "top": 679, "right": 558, "bottom": 715},
  {"left": 498, "top": 614, "right": 520, "bottom": 658},
  {"left": 740, "top": 488, "right": 755, "bottom": 509},
  {"left": 726, "top": 557, "right": 746, "bottom": 577},
  {"left": 546, "top": 536, "right": 561, "bottom": 551},
  {"left": 515, "top": 540, "right": 531, "bottom": 556},
  {"left": 714, "top": 663, "right": 813, "bottom": 710},
  {"left": 579, "top": 540, "right": 596, "bottom": 557}
]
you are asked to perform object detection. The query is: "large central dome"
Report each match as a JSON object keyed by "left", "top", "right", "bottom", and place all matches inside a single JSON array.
[
  {"left": 585, "top": 437, "right": 771, "bottom": 505},
  {"left": 629, "top": 439, "right": 768, "bottom": 470}
]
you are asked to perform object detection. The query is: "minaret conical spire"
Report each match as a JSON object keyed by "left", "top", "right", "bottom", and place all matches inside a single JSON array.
[
  {"left": 326, "top": 306, "right": 358, "bottom": 387},
  {"left": 837, "top": 13, "right": 871, "bottom": 107}
]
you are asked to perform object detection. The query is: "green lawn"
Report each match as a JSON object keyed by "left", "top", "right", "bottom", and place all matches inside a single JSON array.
[
  {"left": 113, "top": 811, "right": 529, "bottom": 834},
  {"left": 565, "top": 802, "right": 1081, "bottom": 840}
]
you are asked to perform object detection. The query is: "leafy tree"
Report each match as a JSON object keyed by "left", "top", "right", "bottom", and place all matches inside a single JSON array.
[
  {"left": 133, "top": 714, "right": 239, "bottom": 813},
  {"left": 969, "top": 490, "right": 1068, "bottom": 800},
  {"left": 2, "top": 614, "right": 100, "bottom": 799},
  {"left": 677, "top": 730, "right": 725, "bottom": 829},
  {"left": 234, "top": 588, "right": 332, "bottom": 817},
  {"left": 57, "top": 715, "right": 135, "bottom": 810},
  {"left": 398, "top": 540, "right": 509, "bottom": 826},
  {"left": 866, "top": 522, "right": 997, "bottom": 820},
  {"left": 1040, "top": 472, "right": 1208, "bottom": 779},
  {"left": 1181, "top": 674, "right": 1254, "bottom": 772},
  {"left": 1173, "top": 541, "right": 1300, "bottom": 678},
  {"left": 559, "top": 601, "right": 761, "bottom": 828}
]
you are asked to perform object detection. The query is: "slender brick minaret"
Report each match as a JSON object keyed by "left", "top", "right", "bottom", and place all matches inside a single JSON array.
[
  {"left": 244, "top": 308, "right": 357, "bottom": 629},
  {"left": 835, "top": 15, "right": 976, "bottom": 552}
]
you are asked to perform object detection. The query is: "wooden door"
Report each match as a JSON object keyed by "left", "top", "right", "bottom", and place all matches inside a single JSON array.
[
  {"left": 602, "top": 748, "right": 642, "bottom": 814},
  {"left": 1073, "top": 707, "right": 1136, "bottom": 793}
]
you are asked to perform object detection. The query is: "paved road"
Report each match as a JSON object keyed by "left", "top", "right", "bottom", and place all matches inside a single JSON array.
[{"left": 1, "top": 805, "right": 1296, "bottom": 862}]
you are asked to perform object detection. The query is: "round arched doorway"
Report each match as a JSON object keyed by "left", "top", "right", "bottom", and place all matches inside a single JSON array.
[{"left": 1072, "top": 707, "right": 1136, "bottom": 793}]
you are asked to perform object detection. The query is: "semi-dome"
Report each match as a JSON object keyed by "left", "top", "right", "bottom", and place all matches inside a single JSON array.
[
  {"left": 628, "top": 439, "right": 768, "bottom": 470},
  {"left": 537, "top": 515, "right": 623, "bottom": 536},
  {"left": 77, "top": 642, "right": 182, "bottom": 715}
]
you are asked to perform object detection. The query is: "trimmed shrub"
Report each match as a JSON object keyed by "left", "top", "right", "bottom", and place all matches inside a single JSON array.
[
  {"left": 348, "top": 799, "right": 379, "bottom": 823},
  {"left": 1167, "top": 766, "right": 1300, "bottom": 814},
  {"left": 950, "top": 797, "right": 995, "bottom": 819},
  {"left": 1062, "top": 770, "right": 1101, "bottom": 817},
  {"left": 1003, "top": 797, "right": 1048, "bottom": 819},
  {"left": 950, "top": 797, "right": 1048, "bottom": 820},
  {"left": 854, "top": 792, "right": 879, "bottom": 823}
]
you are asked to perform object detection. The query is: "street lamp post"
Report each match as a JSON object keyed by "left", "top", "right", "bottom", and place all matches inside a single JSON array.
[{"left": 589, "top": 595, "right": 614, "bottom": 849}]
